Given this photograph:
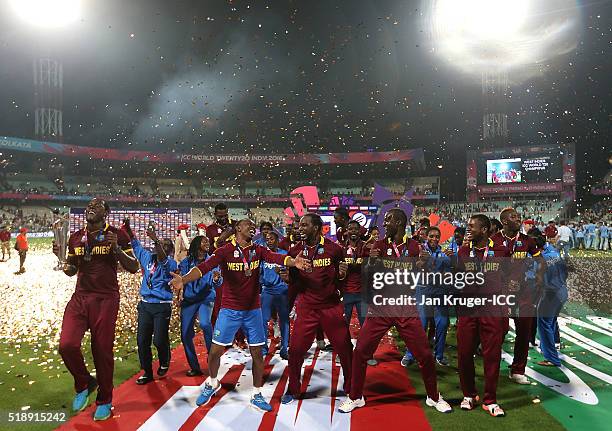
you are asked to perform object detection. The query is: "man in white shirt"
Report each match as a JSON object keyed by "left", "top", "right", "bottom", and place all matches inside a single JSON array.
[{"left": 556, "top": 220, "right": 572, "bottom": 259}]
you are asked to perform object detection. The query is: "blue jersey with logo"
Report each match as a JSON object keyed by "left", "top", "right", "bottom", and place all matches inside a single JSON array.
[
  {"left": 540, "top": 244, "right": 568, "bottom": 299},
  {"left": 131, "top": 238, "right": 177, "bottom": 303},
  {"left": 259, "top": 248, "right": 288, "bottom": 295},
  {"left": 418, "top": 244, "right": 452, "bottom": 295},
  {"left": 179, "top": 255, "right": 221, "bottom": 304}
]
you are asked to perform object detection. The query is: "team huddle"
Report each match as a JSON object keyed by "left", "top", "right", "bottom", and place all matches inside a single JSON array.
[{"left": 52, "top": 198, "right": 570, "bottom": 422}]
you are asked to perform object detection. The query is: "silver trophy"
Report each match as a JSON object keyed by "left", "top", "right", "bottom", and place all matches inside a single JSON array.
[{"left": 52, "top": 211, "right": 69, "bottom": 270}]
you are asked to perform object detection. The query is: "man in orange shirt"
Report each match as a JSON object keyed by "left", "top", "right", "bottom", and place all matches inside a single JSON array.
[{"left": 15, "top": 227, "right": 28, "bottom": 274}]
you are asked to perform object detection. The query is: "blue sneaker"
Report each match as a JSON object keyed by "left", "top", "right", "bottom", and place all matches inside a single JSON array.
[
  {"left": 93, "top": 403, "right": 112, "bottom": 421},
  {"left": 280, "top": 393, "right": 294, "bottom": 405},
  {"left": 72, "top": 389, "right": 90, "bottom": 412},
  {"left": 72, "top": 378, "right": 97, "bottom": 412},
  {"left": 196, "top": 383, "right": 220, "bottom": 406},
  {"left": 250, "top": 393, "right": 273, "bottom": 412}
]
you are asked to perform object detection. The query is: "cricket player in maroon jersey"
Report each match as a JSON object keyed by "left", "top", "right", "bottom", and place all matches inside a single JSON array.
[
  {"left": 205, "top": 202, "right": 238, "bottom": 330},
  {"left": 339, "top": 208, "right": 451, "bottom": 414},
  {"left": 169, "top": 219, "right": 310, "bottom": 412},
  {"left": 492, "top": 207, "right": 546, "bottom": 385},
  {"left": 342, "top": 220, "right": 369, "bottom": 328},
  {"left": 205, "top": 202, "right": 236, "bottom": 254},
  {"left": 342, "top": 220, "right": 377, "bottom": 366},
  {"left": 334, "top": 207, "right": 368, "bottom": 244},
  {"left": 54, "top": 198, "right": 139, "bottom": 421},
  {"left": 279, "top": 218, "right": 300, "bottom": 251},
  {"left": 456, "top": 214, "right": 510, "bottom": 417},
  {"left": 280, "top": 213, "right": 354, "bottom": 405}
]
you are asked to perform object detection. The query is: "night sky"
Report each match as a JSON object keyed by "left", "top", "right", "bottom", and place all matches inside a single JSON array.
[{"left": 0, "top": 0, "right": 610, "bottom": 202}]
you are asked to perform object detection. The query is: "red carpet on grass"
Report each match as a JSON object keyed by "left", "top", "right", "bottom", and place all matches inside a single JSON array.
[{"left": 58, "top": 324, "right": 431, "bottom": 430}]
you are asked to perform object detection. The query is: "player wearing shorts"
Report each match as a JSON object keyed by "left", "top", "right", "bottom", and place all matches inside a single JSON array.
[{"left": 170, "top": 219, "right": 310, "bottom": 412}]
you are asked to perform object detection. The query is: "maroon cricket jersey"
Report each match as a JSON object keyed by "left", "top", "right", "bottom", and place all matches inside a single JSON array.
[
  {"left": 205, "top": 220, "right": 236, "bottom": 254},
  {"left": 457, "top": 239, "right": 510, "bottom": 295},
  {"left": 288, "top": 236, "right": 345, "bottom": 309},
  {"left": 342, "top": 240, "right": 369, "bottom": 294},
  {"left": 491, "top": 231, "right": 541, "bottom": 281},
  {"left": 196, "top": 239, "right": 289, "bottom": 311},
  {"left": 67, "top": 224, "right": 132, "bottom": 296},
  {"left": 365, "top": 235, "right": 420, "bottom": 318},
  {"left": 372, "top": 235, "right": 421, "bottom": 268}
]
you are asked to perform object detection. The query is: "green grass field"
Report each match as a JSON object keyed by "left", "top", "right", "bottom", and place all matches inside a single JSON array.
[
  {"left": 0, "top": 330, "right": 152, "bottom": 430},
  {"left": 396, "top": 326, "right": 566, "bottom": 431}
]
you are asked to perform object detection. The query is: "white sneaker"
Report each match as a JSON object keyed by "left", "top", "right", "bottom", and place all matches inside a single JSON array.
[
  {"left": 338, "top": 396, "right": 365, "bottom": 413},
  {"left": 425, "top": 394, "right": 452, "bottom": 413},
  {"left": 482, "top": 403, "right": 505, "bottom": 417},
  {"left": 316, "top": 340, "right": 326, "bottom": 350},
  {"left": 509, "top": 373, "right": 530, "bottom": 385},
  {"left": 460, "top": 396, "right": 478, "bottom": 410}
]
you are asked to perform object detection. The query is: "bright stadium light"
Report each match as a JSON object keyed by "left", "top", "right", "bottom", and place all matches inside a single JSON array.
[
  {"left": 435, "top": 0, "right": 529, "bottom": 41},
  {"left": 430, "top": 0, "right": 580, "bottom": 75},
  {"left": 10, "top": 0, "right": 81, "bottom": 29}
]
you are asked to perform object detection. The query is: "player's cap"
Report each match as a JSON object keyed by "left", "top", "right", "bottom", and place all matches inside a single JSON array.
[
  {"left": 19, "top": 227, "right": 27, "bottom": 233},
  {"left": 523, "top": 219, "right": 535, "bottom": 225},
  {"left": 178, "top": 224, "right": 189, "bottom": 230},
  {"left": 196, "top": 223, "right": 207, "bottom": 229}
]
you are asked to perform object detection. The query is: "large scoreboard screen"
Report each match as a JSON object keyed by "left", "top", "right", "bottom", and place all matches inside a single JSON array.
[{"left": 467, "top": 144, "right": 575, "bottom": 196}]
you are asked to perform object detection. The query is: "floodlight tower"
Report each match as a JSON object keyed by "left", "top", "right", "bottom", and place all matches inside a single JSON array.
[
  {"left": 9, "top": 0, "right": 82, "bottom": 143},
  {"left": 481, "top": 68, "right": 509, "bottom": 148},
  {"left": 33, "top": 58, "right": 63, "bottom": 141}
]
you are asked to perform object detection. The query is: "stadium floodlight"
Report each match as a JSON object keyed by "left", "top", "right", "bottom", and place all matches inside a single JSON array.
[
  {"left": 10, "top": 0, "right": 81, "bottom": 29},
  {"left": 434, "top": 0, "right": 529, "bottom": 41},
  {"left": 430, "top": 0, "right": 580, "bottom": 75}
]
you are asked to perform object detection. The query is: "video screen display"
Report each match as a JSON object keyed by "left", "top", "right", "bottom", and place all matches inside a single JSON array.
[
  {"left": 487, "top": 158, "right": 522, "bottom": 183},
  {"left": 475, "top": 148, "right": 563, "bottom": 185}
]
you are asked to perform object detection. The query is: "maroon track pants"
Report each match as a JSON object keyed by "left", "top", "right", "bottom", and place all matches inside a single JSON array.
[
  {"left": 511, "top": 314, "right": 535, "bottom": 375},
  {"left": 59, "top": 293, "right": 119, "bottom": 405},
  {"left": 287, "top": 303, "right": 353, "bottom": 396},
  {"left": 350, "top": 316, "right": 438, "bottom": 401},
  {"left": 457, "top": 316, "right": 508, "bottom": 405}
]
